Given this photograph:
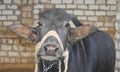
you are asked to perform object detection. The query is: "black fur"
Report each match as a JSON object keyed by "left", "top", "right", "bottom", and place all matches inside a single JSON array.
[
  {"left": 37, "top": 9, "right": 115, "bottom": 72},
  {"left": 68, "top": 30, "right": 115, "bottom": 72}
]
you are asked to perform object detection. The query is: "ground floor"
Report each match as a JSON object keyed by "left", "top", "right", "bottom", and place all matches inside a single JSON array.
[{"left": 0, "top": 64, "right": 34, "bottom": 72}]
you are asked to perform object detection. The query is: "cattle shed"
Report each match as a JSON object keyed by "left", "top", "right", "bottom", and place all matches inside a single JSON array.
[{"left": 0, "top": 0, "right": 119, "bottom": 72}]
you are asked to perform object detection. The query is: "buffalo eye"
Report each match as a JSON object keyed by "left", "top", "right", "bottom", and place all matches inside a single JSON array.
[
  {"left": 38, "top": 21, "right": 42, "bottom": 26},
  {"left": 32, "top": 28, "right": 37, "bottom": 34},
  {"left": 65, "top": 20, "right": 70, "bottom": 27}
]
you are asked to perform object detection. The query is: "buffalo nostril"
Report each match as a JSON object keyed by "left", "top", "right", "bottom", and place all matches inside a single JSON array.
[
  {"left": 43, "top": 44, "right": 59, "bottom": 52},
  {"left": 55, "top": 47, "right": 59, "bottom": 52},
  {"left": 44, "top": 46, "right": 48, "bottom": 51}
]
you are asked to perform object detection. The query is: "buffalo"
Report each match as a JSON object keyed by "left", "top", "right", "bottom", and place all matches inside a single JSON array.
[{"left": 8, "top": 9, "right": 115, "bottom": 72}]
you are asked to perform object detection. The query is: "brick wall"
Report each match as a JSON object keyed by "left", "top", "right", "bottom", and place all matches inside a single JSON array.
[
  {"left": 116, "top": 0, "right": 120, "bottom": 72},
  {"left": 34, "top": 0, "right": 116, "bottom": 39},
  {"left": 0, "top": 0, "right": 35, "bottom": 64},
  {"left": 0, "top": 0, "right": 118, "bottom": 71}
]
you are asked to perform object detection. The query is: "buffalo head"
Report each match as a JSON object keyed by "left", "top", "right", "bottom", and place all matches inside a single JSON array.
[{"left": 8, "top": 9, "right": 97, "bottom": 61}]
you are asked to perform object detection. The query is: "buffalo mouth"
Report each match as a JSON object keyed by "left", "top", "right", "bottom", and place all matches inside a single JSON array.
[
  {"left": 36, "top": 30, "right": 64, "bottom": 61},
  {"left": 40, "top": 55, "right": 61, "bottom": 61},
  {"left": 38, "top": 44, "right": 63, "bottom": 61},
  {"left": 39, "top": 47, "right": 63, "bottom": 61},
  {"left": 39, "top": 51, "right": 63, "bottom": 61}
]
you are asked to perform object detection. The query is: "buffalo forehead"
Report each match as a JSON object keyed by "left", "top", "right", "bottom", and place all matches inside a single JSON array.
[{"left": 39, "top": 9, "right": 70, "bottom": 21}]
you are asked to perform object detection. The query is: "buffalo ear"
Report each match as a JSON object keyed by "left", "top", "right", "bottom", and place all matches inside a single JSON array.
[
  {"left": 8, "top": 24, "right": 37, "bottom": 41},
  {"left": 70, "top": 24, "right": 97, "bottom": 41}
]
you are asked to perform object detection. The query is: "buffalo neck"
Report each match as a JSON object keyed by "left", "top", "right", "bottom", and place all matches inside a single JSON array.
[{"left": 39, "top": 59, "right": 65, "bottom": 72}]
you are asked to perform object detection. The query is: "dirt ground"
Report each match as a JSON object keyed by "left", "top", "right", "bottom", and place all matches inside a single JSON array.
[{"left": 0, "top": 64, "right": 34, "bottom": 72}]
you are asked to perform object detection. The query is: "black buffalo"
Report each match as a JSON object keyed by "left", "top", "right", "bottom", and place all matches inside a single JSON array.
[{"left": 8, "top": 9, "right": 115, "bottom": 72}]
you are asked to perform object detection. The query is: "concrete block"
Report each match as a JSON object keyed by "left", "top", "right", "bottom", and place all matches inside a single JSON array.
[
  {"left": 84, "top": 21, "right": 94, "bottom": 25},
  {"left": 116, "top": 61, "right": 120, "bottom": 68},
  {"left": 111, "top": 5, "right": 117, "bottom": 10},
  {"left": 98, "top": 16, "right": 105, "bottom": 22},
  {"left": 22, "top": 0, "right": 27, "bottom": 4},
  {"left": 104, "top": 22, "right": 114, "bottom": 27},
  {"left": 20, "top": 52, "right": 31, "bottom": 57},
  {"left": 99, "top": 27, "right": 109, "bottom": 31},
  {"left": 13, "top": 45, "right": 19, "bottom": 51},
  {"left": 4, "top": 57, "right": 9, "bottom": 63},
  {"left": 8, "top": 51, "right": 19, "bottom": 57},
  {"left": 45, "top": 4, "right": 55, "bottom": 9},
  {"left": 33, "top": 9, "right": 39, "bottom": 14},
  {"left": 78, "top": 16, "right": 87, "bottom": 20},
  {"left": 27, "top": 12, "right": 32, "bottom": 17},
  {"left": 0, "top": 51, "right": 7, "bottom": 56},
  {"left": 74, "top": 0, "right": 84, "bottom": 4},
  {"left": 8, "top": 39, "right": 13, "bottom": 44},
  {"left": 0, "top": 22, "right": 2, "bottom": 26},
  {"left": 115, "top": 22, "right": 119, "bottom": 30},
  {"left": 51, "top": 0, "right": 61, "bottom": 4},
  {"left": 22, "top": 6, "right": 32, "bottom": 11},
  {"left": 107, "top": 11, "right": 116, "bottom": 16},
  {"left": 22, "top": 12, "right": 27, "bottom": 17},
  {"left": 13, "top": 0, "right": 21, "bottom": 4},
  {"left": 0, "top": 16, "right": 7, "bottom": 20},
  {"left": 7, "top": 5, "right": 18, "bottom": 9},
  {"left": 85, "top": 0, "right": 95, "bottom": 4},
  {"left": 34, "top": 4, "right": 44, "bottom": 9},
  {"left": 18, "top": 45, "right": 25, "bottom": 51},
  {"left": 116, "top": 33, "right": 120, "bottom": 39},
  {"left": 0, "top": 27, "right": 7, "bottom": 37},
  {"left": 107, "top": 0, "right": 116, "bottom": 4},
  {"left": 28, "top": 0, "right": 33, "bottom": 4},
  {"left": 115, "top": 70, "right": 118, "bottom": 72},
  {"left": 34, "top": 15, "right": 39, "bottom": 20},
  {"left": 15, "top": 58, "right": 21, "bottom": 63},
  {"left": 116, "top": 13, "right": 120, "bottom": 20},
  {"left": 33, "top": 20, "right": 38, "bottom": 27},
  {"left": 3, "top": 21, "right": 13, "bottom": 26},
  {"left": 3, "top": 0, "right": 12, "bottom": 4},
  {"left": 116, "top": 42, "right": 120, "bottom": 50},
  {"left": 14, "top": 21, "right": 20, "bottom": 24},
  {"left": 10, "top": 58, "right": 16, "bottom": 63},
  {"left": 0, "top": 5, "right": 6, "bottom": 9},
  {"left": 26, "top": 46, "right": 35, "bottom": 51},
  {"left": 1, "top": 44, "right": 12, "bottom": 50},
  {"left": 100, "top": 5, "right": 110, "bottom": 10},
  {"left": 78, "top": 5, "right": 88, "bottom": 9},
  {"left": 74, "top": 10, "right": 84, "bottom": 15},
  {"left": 2, "top": 10, "right": 13, "bottom": 15},
  {"left": 56, "top": 4, "right": 66, "bottom": 9},
  {"left": 85, "top": 11, "right": 94, "bottom": 15},
  {"left": 65, "top": 10, "right": 73, "bottom": 14},
  {"left": 32, "top": 52, "right": 35, "bottom": 56},
  {"left": 15, "top": 10, "right": 21, "bottom": 15},
  {"left": 104, "top": 16, "right": 116, "bottom": 23},
  {"left": 2, "top": 39, "right": 8, "bottom": 44},
  {"left": 21, "top": 58, "right": 27, "bottom": 63},
  {"left": 0, "top": 57, "right": 4, "bottom": 63},
  {"left": 67, "top": 4, "right": 77, "bottom": 9},
  {"left": 89, "top": 5, "right": 99, "bottom": 10},
  {"left": 63, "top": 0, "right": 73, "bottom": 3},
  {"left": 7, "top": 16, "right": 18, "bottom": 20},
  {"left": 14, "top": 39, "right": 19, "bottom": 44},
  {"left": 41, "top": 0, "right": 50, "bottom": 3},
  {"left": 88, "top": 16, "right": 98, "bottom": 21},
  {"left": 96, "top": 0, "right": 105, "bottom": 4},
  {"left": 22, "top": 18, "right": 33, "bottom": 25},
  {"left": 96, "top": 11, "right": 106, "bottom": 16},
  {"left": 34, "top": 0, "right": 39, "bottom": 3},
  {"left": 95, "top": 22, "right": 104, "bottom": 27}
]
